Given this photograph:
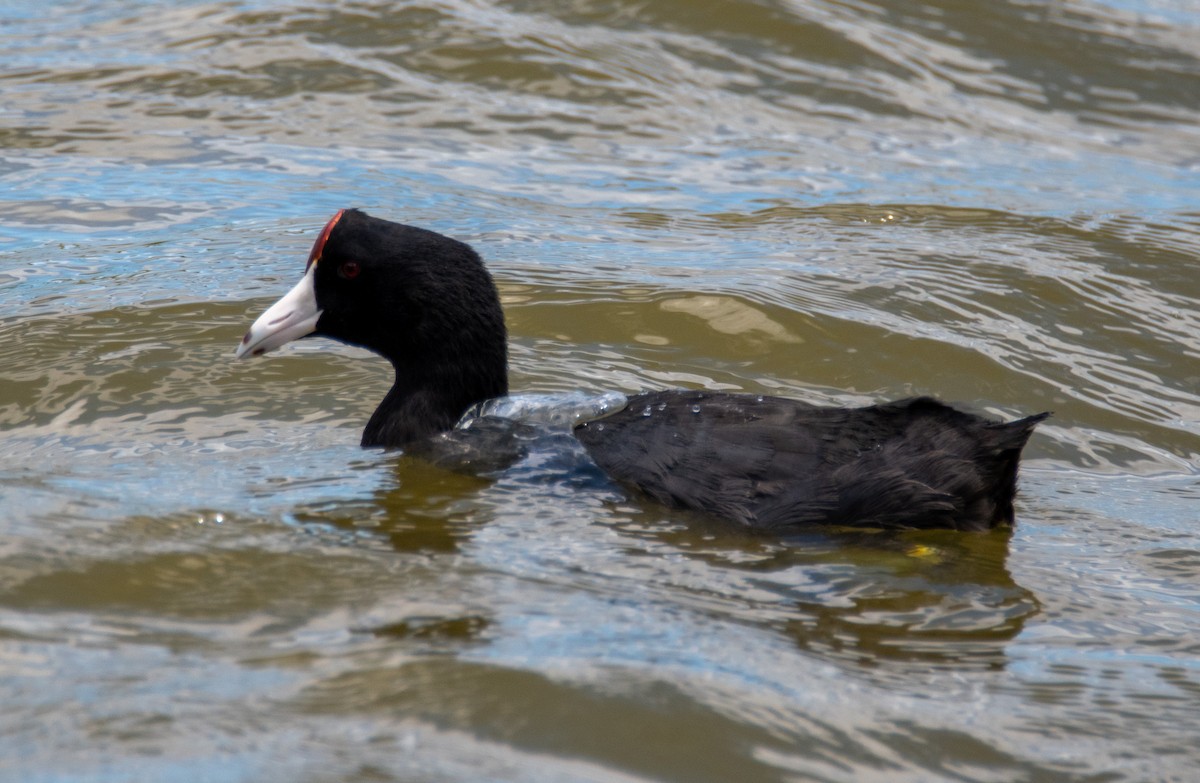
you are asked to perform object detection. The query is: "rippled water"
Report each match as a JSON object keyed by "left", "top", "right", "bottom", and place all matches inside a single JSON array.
[{"left": 3, "top": 1, "right": 1199, "bottom": 781}]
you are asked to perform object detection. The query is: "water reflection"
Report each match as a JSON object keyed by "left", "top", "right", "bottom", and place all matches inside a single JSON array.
[
  {"left": 5, "top": 0, "right": 1200, "bottom": 777},
  {"left": 786, "top": 531, "right": 1035, "bottom": 672},
  {"left": 654, "top": 523, "right": 1036, "bottom": 674},
  {"left": 370, "top": 614, "right": 492, "bottom": 646},
  {"left": 296, "top": 436, "right": 1037, "bottom": 678},
  {"left": 292, "top": 462, "right": 489, "bottom": 555}
]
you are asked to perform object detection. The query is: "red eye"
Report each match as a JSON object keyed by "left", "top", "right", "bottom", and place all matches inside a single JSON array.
[{"left": 339, "top": 260, "right": 360, "bottom": 279}]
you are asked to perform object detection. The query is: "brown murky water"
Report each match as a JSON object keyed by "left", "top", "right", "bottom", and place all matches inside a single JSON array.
[{"left": 2, "top": 1, "right": 1199, "bottom": 781}]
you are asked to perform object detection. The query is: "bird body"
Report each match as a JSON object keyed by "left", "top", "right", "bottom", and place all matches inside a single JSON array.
[
  {"left": 576, "top": 390, "right": 1047, "bottom": 531},
  {"left": 236, "top": 209, "right": 1048, "bottom": 532}
]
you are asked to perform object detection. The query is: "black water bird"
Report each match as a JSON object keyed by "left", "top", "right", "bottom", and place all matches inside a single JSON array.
[{"left": 236, "top": 209, "right": 1048, "bottom": 532}]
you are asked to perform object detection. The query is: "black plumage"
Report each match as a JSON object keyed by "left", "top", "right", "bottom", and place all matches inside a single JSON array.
[
  {"left": 237, "top": 209, "right": 1049, "bottom": 532},
  {"left": 575, "top": 391, "right": 1048, "bottom": 531}
]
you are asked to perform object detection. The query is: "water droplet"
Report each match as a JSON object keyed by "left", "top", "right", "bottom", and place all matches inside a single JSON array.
[
  {"left": 596, "top": 423, "right": 605, "bottom": 432},
  {"left": 690, "top": 404, "right": 701, "bottom": 414},
  {"left": 641, "top": 405, "right": 652, "bottom": 417},
  {"left": 656, "top": 402, "right": 666, "bottom": 412},
  {"left": 755, "top": 395, "right": 764, "bottom": 403}
]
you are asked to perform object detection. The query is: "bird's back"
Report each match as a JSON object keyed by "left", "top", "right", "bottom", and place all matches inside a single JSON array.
[{"left": 573, "top": 391, "right": 1048, "bottom": 531}]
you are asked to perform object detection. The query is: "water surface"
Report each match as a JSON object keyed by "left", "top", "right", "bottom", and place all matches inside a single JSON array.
[{"left": 2, "top": 1, "right": 1199, "bottom": 781}]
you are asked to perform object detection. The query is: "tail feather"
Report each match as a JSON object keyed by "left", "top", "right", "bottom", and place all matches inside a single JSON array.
[{"left": 986, "top": 411, "right": 1051, "bottom": 528}]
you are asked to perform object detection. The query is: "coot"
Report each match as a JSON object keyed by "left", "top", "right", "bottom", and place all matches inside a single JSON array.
[{"left": 236, "top": 209, "right": 1048, "bottom": 531}]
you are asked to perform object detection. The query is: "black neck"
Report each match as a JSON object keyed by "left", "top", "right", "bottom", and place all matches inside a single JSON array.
[{"left": 361, "top": 363, "right": 508, "bottom": 448}]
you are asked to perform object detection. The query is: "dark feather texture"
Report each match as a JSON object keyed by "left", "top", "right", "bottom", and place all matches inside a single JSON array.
[
  {"left": 310, "top": 209, "right": 509, "bottom": 446},
  {"left": 574, "top": 391, "right": 1048, "bottom": 531},
  {"left": 240, "top": 209, "right": 1049, "bottom": 532}
]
